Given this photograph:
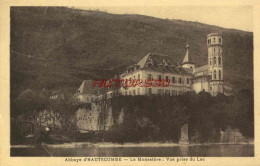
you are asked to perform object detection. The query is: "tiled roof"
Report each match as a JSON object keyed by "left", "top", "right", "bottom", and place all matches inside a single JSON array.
[
  {"left": 134, "top": 53, "right": 193, "bottom": 76},
  {"left": 78, "top": 80, "right": 103, "bottom": 94},
  {"left": 182, "top": 44, "right": 194, "bottom": 65},
  {"left": 51, "top": 90, "right": 63, "bottom": 95},
  {"left": 194, "top": 65, "right": 209, "bottom": 74},
  {"left": 183, "top": 68, "right": 194, "bottom": 74},
  {"left": 137, "top": 54, "right": 150, "bottom": 68}
]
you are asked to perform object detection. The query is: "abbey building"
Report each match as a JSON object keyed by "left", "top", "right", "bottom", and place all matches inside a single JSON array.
[{"left": 74, "top": 33, "right": 225, "bottom": 103}]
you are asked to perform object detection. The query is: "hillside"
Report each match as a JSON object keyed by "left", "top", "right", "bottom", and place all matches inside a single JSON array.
[{"left": 10, "top": 7, "right": 253, "bottom": 99}]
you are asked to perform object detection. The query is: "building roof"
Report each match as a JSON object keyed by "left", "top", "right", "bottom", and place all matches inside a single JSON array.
[
  {"left": 132, "top": 53, "right": 193, "bottom": 76},
  {"left": 207, "top": 33, "right": 222, "bottom": 37},
  {"left": 194, "top": 65, "right": 209, "bottom": 74},
  {"left": 137, "top": 54, "right": 150, "bottom": 68},
  {"left": 78, "top": 80, "right": 93, "bottom": 94},
  {"left": 182, "top": 44, "right": 195, "bottom": 65},
  {"left": 77, "top": 80, "right": 103, "bottom": 95},
  {"left": 183, "top": 68, "right": 194, "bottom": 74},
  {"left": 50, "top": 90, "right": 63, "bottom": 96}
]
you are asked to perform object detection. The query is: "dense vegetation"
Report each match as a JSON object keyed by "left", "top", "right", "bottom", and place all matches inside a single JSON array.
[
  {"left": 11, "top": 88, "right": 253, "bottom": 144},
  {"left": 11, "top": 7, "right": 253, "bottom": 101},
  {"left": 105, "top": 90, "right": 254, "bottom": 143}
]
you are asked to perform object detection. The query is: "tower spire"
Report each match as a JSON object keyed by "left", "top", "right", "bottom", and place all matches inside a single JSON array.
[
  {"left": 181, "top": 39, "right": 195, "bottom": 70},
  {"left": 182, "top": 40, "right": 193, "bottom": 65},
  {"left": 186, "top": 37, "right": 189, "bottom": 48}
]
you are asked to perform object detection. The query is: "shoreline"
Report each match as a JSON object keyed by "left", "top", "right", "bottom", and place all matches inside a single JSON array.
[{"left": 11, "top": 142, "right": 254, "bottom": 148}]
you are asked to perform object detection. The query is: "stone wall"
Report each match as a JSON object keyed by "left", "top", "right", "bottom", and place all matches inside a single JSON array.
[
  {"left": 75, "top": 102, "right": 116, "bottom": 132},
  {"left": 220, "top": 127, "right": 247, "bottom": 143},
  {"left": 25, "top": 109, "right": 66, "bottom": 128},
  {"left": 75, "top": 107, "right": 101, "bottom": 131},
  {"left": 179, "top": 123, "right": 189, "bottom": 144}
]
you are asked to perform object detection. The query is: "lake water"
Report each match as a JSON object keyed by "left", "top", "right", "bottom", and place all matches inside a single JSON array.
[{"left": 11, "top": 144, "right": 254, "bottom": 157}]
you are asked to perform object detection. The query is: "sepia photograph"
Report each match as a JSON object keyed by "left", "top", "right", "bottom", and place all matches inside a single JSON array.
[{"left": 9, "top": 5, "right": 254, "bottom": 158}]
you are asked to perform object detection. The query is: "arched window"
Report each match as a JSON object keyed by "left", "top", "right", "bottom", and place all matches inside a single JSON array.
[
  {"left": 213, "top": 38, "right": 216, "bottom": 43},
  {"left": 214, "top": 70, "right": 217, "bottom": 79},
  {"left": 213, "top": 57, "right": 216, "bottom": 65},
  {"left": 218, "top": 57, "right": 221, "bottom": 65},
  {"left": 219, "top": 70, "right": 221, "bottom": 80},
  {"left": 210, "top": 58, "right": 212, "bottom": 65},
  {"left": 219, "top": 38, "right": 221, "bottom": 43}
]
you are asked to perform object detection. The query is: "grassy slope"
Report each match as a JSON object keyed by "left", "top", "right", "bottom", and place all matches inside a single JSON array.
[{"left": 10, "top": 7, "right": 253, "bottom": 98}]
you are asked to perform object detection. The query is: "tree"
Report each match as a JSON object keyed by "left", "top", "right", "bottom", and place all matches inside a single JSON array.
[{"left": 11, "top": 89, "right": 46, "bottom": 117}]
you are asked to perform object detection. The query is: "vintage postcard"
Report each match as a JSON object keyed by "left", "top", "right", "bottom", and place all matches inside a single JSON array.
[{"left": 1, "top": 0, "right": 260, "bottom": 166}]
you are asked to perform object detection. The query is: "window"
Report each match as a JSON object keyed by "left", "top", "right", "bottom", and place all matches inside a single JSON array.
[
  {"left": 147, "top": 74, "right": 152, "bottom": 80},
  {"left": 179, "top": 77, "right": 182, "bottom": 83},
  {"left": 187, "top": 78, "right": 190, "bottom": 84},
  {"left": 210, "top": 58, "right": 212, "bottom": 65},
  {"left": 219, "top": 48, "right": 221, "bottom": 53},
  {"left": 213, "top": 57, "right": 216, "bottom": 65},
  {"left": 129, "top": 91, "right": 132, "bottom": 95},
  {"left": 213, "top": 38, "right": 216, "bottom": 43},
  {"left": 218, "top": 57, "right": 221, "bottom": 65},
  {"left": 158, "top": 89, "right": 163, "bottom": 95},
  {"left": 138, "top": 74, "right": 140, "bottom": 80},
  {"left": 148, "top": 88, "right": 152, "bottom": 95},
  {"left": 125, "top": 91, "right": 127, "bottom": 95},
  {"left": 179, "top": 91, "right": 183, "bottom": 95},
  {"left": 172, "top": 90, "right": 176, "bottom": 96},
  {"left": 219, "top": 70, "right": 221, "bottom": 79},
  {"left": 214, "top": 70, "right": 217, "bottom": 80},
  {"left": 172, "top": 77, "right": 175, "bottom": 83},
  {"left": 138, "top": 88, "right": 140, "bottom": 95},
  {"left": 133, "top": 90, "right": 136, "bottom": 96},
  {"left": 165, "top": 90, "right": 170, "bottom": 95},
  {"left": 219, "top": 38, "right": 221, "bottom": 43},
  {"left": 166, "top": 76, "right": 169, "bottom": 81},
  {"left": 158, "top": 75, "right": 161, "bottom": 81},
  {"left": 210, "top": 86, "right": 212, "bottom": 91}
]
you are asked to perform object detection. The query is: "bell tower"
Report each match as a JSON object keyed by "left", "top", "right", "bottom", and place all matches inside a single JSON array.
[{"left": 207, "top": 33, "right": 224, "bottom": 96}]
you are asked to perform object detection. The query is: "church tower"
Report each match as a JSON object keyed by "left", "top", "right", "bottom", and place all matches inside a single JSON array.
[
  {"left": 207, "top": 33, "right": 224, "bottom": 96},
  {"left": 182, "top": 43, "right": 195, "bottom": 70}
]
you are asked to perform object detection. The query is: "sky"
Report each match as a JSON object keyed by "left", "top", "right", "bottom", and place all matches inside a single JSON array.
[{"left": 75, "top": 6, "right": 253, "bottom": 32}]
